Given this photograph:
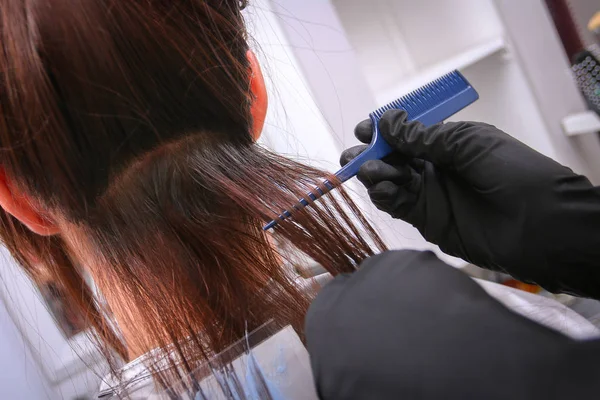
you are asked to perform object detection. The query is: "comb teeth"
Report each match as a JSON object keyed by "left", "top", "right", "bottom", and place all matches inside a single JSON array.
[
  {"left": 371, "top": 71, "right": 469, "bottom": 120},
  {"left": 262, "top": 70, "right": 478, "bottom": 231}
]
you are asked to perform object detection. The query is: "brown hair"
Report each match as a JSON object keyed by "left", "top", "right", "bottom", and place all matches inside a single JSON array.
[{"left": 0, "top": 0, "right": 385, "bottom": 394}]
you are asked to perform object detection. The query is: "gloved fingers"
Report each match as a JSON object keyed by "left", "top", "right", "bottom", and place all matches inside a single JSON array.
[
  {"left": 340, "top": 145, "right": 368, "bottom": 167},
  {"left": 378, "top": 109, "right": 473, "bottom": 168},
  {"left": 367, "top": 181, "right": 418, "bottom": 217},
  {"left": 356, "top": 160, "right": 412, "bottom": 188},
  {"left": 408, "top": 158, "right": 426, "bottom": 171},
  {"left": 354, "top": 119, "right": 373, "bottom": 144},
  {"left": 405, "top": 164, "right": 422, "bottom": 194},
  {"left": 356, "top": 109, "right": 481, "bottom": 170}
]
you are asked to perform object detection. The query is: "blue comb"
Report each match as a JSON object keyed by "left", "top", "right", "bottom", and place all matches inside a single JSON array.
[{"left": 263, "top": 70, "right": 479, "bottom": 231}]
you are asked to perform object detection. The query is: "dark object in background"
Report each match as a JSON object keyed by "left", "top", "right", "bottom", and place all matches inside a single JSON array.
[
  {"left": 544, "top": 0, "right": 585, "bottom": 58},
  {"left": 544, "top": 0, "right": 600, "bottom": 117},
  {"left": 39, "top": 282, "right": 87, "bottom": 338},
  {"left": 572, "top": 51, "right": 600, "bottom": 115}
]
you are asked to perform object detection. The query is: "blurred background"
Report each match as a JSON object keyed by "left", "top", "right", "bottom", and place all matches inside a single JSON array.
[{"left": 1, "top": 0, "right": 600, "bottom": 398}]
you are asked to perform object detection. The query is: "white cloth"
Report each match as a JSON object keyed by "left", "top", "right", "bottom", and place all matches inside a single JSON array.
[{"left": 474, "top": 278, "right": 600, "bottom": 339}]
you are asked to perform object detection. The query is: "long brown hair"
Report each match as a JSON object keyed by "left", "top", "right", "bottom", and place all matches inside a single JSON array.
[{"left": 0, "top": 0, "right": 385, "bottom": 393}]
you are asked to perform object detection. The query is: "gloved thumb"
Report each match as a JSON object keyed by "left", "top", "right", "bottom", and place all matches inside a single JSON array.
[
  {"left": 378, "top": 109, "right": 472, "bottom": 168},
  {"left": 340, "top": 145, "right": 368, "bottom": 167}
]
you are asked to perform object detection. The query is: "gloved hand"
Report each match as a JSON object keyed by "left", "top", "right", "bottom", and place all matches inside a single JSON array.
[
  {"left": 341, "top": 109, "right": 600, "bottom": 298},
  {"left": 306, "top": 250, "right": 600, "bottom": 400}
]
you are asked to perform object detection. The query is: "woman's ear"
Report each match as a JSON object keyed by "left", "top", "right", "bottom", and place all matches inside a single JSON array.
[
  {"left": 247, "top": 50, "right": 268, "bottom": 141},
  {"left": 0, "top": 169, "right": 59, "bottom": 236}
]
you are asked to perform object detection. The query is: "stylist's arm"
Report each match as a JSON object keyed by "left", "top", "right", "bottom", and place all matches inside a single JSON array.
[
  {"left": 341, "top": 110, "right": 600, "bottom": 299},
  {"left": 305, "top": 250, "right": 600, "bottom": 399}
]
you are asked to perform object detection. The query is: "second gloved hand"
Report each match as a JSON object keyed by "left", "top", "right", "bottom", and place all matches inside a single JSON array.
[{"left": 341, "top": 110, "right": 600, "bottom": 298}]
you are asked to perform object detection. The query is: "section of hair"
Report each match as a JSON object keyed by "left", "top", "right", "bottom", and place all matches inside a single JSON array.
[
  {"left": 0, "top": 0, "right": 251, "bottom": 216},
  {"left": 62, "top": 134, "right": 386, "bottom": 387},
  {"left": 0, "top": 0, "right": 387, "bottom": 394}
]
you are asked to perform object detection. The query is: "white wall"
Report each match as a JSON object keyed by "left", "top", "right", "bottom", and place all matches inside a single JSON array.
[
  {"left": 0, "top": 248, "right": 107, "bottom": 400},
  {"left": 448, "top": 52, "right": 557, "bottom": 160},
  {"left": 245, "top": 0, "right": 345, "bottom": 170},
  {"left": 567, "top": 0, "right": 599, "bottom": 48},
  {"left": 0, "top": 294, "right": 57, "bottom": 400},
  {"left": 493, "top": 0, "right": 600, "bottom": 184},
  {"left": 245, "top": 0, "right": 466, "bottom": 266},
  {"left": 333, "top": 0, "right": 505, "bottom": 95}
]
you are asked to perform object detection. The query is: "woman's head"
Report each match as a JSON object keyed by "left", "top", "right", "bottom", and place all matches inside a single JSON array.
[
  {"left": 0, "top": 0, "right": 265, "bottom": 229},
  {"left": 0, "top": 0, "right": 385, "bottom": 391}
]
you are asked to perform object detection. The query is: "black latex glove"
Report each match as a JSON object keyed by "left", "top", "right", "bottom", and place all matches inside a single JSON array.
[
  {"left": 306, "top": 250, "right": 600, "bottom": 399},
  {"left": 341, "top": 109, "right": 600, "bottom": 299}
]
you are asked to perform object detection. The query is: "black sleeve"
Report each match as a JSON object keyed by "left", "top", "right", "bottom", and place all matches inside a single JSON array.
[{"left": 305, "top": 250, "right": 600, "bottom": 400}]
